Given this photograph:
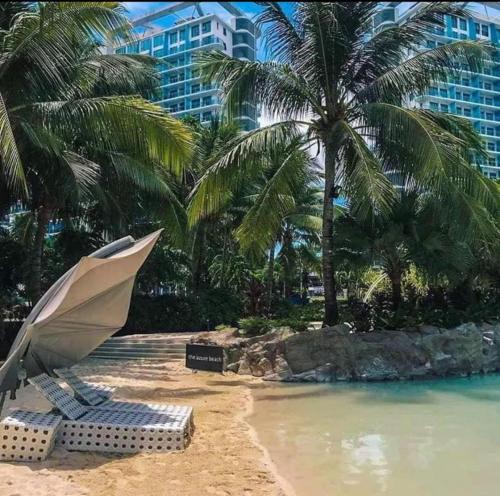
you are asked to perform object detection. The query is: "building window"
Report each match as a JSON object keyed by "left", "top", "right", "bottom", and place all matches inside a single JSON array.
[
  {"left": 127, "top": 42, "right": 139, "bottom": 54},
  {"left": 179, "top": 29, "right": 186, "bottom": 41},
  {"left": 463, "top": 93, "right": 470, "bottom": 101},
  {"left": 202, "top": 21, "right": 211, "bottom": 33},
  {"left": 460, "top": 18, "right": 467, "bottom": 31},
  {"left": 488, "top": 157, "right": 496, "bottom": 166},
  {"left": 191, "top": 24, "right": 200, "bottom": 37},
  {"left": 202, "top": 36, "right": 214, "bottom": 45},
  {"left": 191, "top": 83, "right": 200, "bottom": 93},
  {"left": 456, "top": 91, "right": 462, "bottom": 100},
  {"left": 115, "top": 47, "right": 126, "bottom": 54},
  {"left": 191, "top": 99, "right": 200, "bottom": 108},
  {"left": 485, "top": 82, "right": 492, "bottom": 90},
  {"left": 490, "top": 172, "right": 498, "bottom": 179},
  {"left": 154, "top": 35, "right": 163, "bottom": 47},
  {"left": 487, "top": 127, "right": 494, "bottom": 136},
  {"left": 464, "top": 108, "right": 471, "bottom": 116},
  {"left": 482, "top": 24, "right": 489, "bottom": 37},
  {"left": 203, "top": 96, "right": 212, "bottom": 106},
  {"left": 202, "top": 111, "right": 212, "bottom": 122},
  {"left": 486, "top": 98, "right": 493, "bottom": 106},
  {"left": 487, "top": 142, "right": 495, "bottom": 151},
  {"left": 462, "top": 78, "right": 469, "bottom": 86},
  {"left": 223, "top": 27, "right": 227, "bottom": 36},
  {"left": 451, "top": 16, "right": 457, "bottom": 28},
  {"left": 169, "top": 104, "right": 178, "bottom": 113},
  {"left": 140, "top": 39, "right": 151, "bottom": 51},
  {"left": 169, "top": 89, "right": 178, "bottom": 98},
  {"left": 439, "top": 88, "right": 448, "bottom": 98},
  {"left": 430, "top": 102, "right": 439, "bottom": 111},
  {"left": 170, "top": 31, "right": 178, "bottom": 44},
  {"left": 440, "top": 104, "right": 449, "bottom": 112},
  {"left": 191, "top": 68, "right": 200, "bottom": 78},
  {"left": 456, "top": 106, "right": 462, "bottom": 115}
]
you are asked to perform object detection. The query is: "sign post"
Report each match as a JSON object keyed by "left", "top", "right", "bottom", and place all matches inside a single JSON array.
[{"left": 185, "top": 344, "right": 225, "bottom": 373}]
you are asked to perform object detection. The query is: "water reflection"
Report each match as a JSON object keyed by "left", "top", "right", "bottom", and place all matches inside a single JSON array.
[{"left": 250, "top": 375, "right": 500, "bottom": 496}]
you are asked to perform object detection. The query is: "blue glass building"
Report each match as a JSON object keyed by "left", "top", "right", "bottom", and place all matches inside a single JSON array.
[
  {"left": 112, "top": 2, "right": 258, "bottom": 130},
  {"left": 375, "top": 2, "right": 500, "bottom": 179}
]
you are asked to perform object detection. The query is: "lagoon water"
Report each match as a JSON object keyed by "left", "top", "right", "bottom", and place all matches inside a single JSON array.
[{"left": 250, "top": 375, "right": 500, "bottom": 496}]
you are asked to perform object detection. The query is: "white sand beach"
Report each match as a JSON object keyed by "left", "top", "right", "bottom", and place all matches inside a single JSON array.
[{"left": 0, "top": 359, "right": 292, "bottom": 496}]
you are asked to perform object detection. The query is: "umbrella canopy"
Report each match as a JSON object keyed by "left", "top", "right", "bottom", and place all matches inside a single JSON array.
[{"left": 0, "top": 230, "right": 162, "bottom": 397}]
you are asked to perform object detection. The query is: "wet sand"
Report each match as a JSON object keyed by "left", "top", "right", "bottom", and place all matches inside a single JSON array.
[{"left": 0, "top": 359, "right": 291, "bottom": 496}]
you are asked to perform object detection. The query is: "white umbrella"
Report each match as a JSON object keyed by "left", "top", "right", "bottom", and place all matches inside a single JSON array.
[{"left": 0, "top": 230, "right": 162, "bottom": 401}]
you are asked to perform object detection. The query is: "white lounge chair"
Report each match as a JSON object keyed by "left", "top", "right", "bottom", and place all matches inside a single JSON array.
[
  {"left": 28, "top": 374, "right": 193, "bottom": 454},
  {"left": 54, "top": 368, "right": 193, "bottom": 424},
  {"left": 0, "top": 410, "right": 62, "bottom": 462},
  {"left": 54, "top": 368, "right": 114, "bottom": 405}
]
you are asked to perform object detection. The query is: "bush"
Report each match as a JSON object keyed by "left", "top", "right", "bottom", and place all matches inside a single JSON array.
[
  {"left": 123, "top": 288, "right": 243, "bottom": 334},
  {"left": 238, "top": 316, "right": 310, "bottom": 336},
  {"left": 238, "top": 317, "right": 272, "bottom": 336}
]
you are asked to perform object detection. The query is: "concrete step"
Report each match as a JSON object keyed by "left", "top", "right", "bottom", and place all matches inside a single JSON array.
[
  {"left": 95, "top": 344, "right": 186, "bottom": 352},
  {"left": 89, "top": 350, "right": 186, "bottom": 360},
  {"left": 89, "top": 354, "right": 185, "bottom": 361},
  {"left": 88, "top": 334, "right": 195, "bottom": 361}
]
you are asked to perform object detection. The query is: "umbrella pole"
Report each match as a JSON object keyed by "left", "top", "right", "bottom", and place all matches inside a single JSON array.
[{"left": 0, "top": 392, "right": 6, "bottom": 415}]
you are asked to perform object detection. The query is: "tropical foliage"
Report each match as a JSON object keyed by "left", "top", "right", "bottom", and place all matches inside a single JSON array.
[
  {"left": 191, "top": 1, "right": 499, "bottom": 325},
  {"left": 0, "top": 2, "right": 499, "bottom": 337}
]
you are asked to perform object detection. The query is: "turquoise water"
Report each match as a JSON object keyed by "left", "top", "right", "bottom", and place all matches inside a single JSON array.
[{"left": 250, "top": 375, "right": 500, "bottom": 496}]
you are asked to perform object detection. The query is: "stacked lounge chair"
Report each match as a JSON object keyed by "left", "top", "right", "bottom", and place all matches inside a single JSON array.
[{"left": 0, "top": 372, "right": 193, "bottom": 460}]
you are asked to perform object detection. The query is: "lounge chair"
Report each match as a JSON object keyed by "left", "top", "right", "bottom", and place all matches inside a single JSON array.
[
  {"left": 0, "top": 410, "right": 62, "bottom": 462},
  {"left": 54, "top": 367, "right": 115, "bottom": 405},
  {"left": 54, "top": 368, "right": 193, "bottom": 422},
  {"left": 28, "top": 374, "right": 193, "bottom": 454}
]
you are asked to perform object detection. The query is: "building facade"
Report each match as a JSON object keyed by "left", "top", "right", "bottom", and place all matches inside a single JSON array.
[
  {"left": 113, "top": 2, "right": 258, "bottom": 130},
  {"left": 375, "top": 2, "right": 500, "bottom": 180}
]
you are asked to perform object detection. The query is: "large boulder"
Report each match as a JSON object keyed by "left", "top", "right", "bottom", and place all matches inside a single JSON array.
[{"left": 192, "top": 321, "right": 500, "bottom": 383}]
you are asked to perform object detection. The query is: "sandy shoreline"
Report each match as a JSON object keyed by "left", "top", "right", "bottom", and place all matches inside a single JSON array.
[{"left": 0, "top": 358, "right": 292, "bottom": 496}]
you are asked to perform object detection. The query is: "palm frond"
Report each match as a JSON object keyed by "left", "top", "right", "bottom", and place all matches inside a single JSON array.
[
  {"left": 188, "top": 121, "right": 301, "bottom": 223},
  {"left": 0, "top": 91, "right": 25, "bottom": 193}
]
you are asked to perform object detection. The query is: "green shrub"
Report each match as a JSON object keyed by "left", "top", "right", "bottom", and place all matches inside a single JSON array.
[
  {"left": 124, "top": 288, "right": 243, "bottom": 334},
  {"left": 238, "top": 317, "right": 272, "bottom": 336},
  {"left": 238, "top": 316, "right": 310, "bottom": 336},
  {"left": 274, "top": 318, "right": 309, "bottom": 332}
]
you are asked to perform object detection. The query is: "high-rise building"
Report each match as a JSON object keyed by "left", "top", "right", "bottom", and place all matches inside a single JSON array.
[
  {"left": 112, "top": 2, "right": 258, "bottom": 130},
  {"left": 375, "top": 2, "right": 500, "bottom": 180}
]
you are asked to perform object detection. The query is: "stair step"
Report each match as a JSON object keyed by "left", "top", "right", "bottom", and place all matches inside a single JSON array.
[{"left": 88, "top": 353, "right": 185, "bottom": 361}]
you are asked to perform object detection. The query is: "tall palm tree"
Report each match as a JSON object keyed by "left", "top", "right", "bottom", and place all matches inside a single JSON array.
[
  {"left": 189, "top": 2, "right": 498, "bottom": 325},
  {"left": 234, "top": 140, "right": 322, "bottom": 312},
  {"left": 0, "top": 2, "right": 192, "bottom": 302}
]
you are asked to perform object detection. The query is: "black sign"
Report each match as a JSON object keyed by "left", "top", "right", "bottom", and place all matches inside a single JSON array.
[{"left": 186, "top": 344, "right": 224, "bottom": 372}]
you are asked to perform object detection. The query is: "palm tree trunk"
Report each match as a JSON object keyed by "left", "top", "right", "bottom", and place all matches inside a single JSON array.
[
  {"left": 322, "top": 136, "right": 339, "bottom": 326},
  {"left": 390, "top": 272, "right": 402, "bottom": 310},
  {"left": 265, "top": 242, "right": 275, "bottom": 316},
  {"left": 192, "top": 221, "right": 207, "bottom": 293},
  {"left": 29, "top": 205, "right": 50, "bottom": 305}
]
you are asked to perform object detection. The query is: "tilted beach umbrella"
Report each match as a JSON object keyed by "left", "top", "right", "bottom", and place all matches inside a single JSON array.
[{"left": 0, "top": 230, "right": 162, "bottom": 401}]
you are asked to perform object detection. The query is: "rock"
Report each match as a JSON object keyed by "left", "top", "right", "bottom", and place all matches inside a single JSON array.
[
  {"left": 237, "top": 357, "right": 252, "bottom": 376},
  {"left": 226, "top": 362, "right": 240, "bottom": 373},
  {"left": 195, "top": 320, "right": 500, "bottom": 383},
  {"left": 418, "top": 324, "right": 441, "bottom": 335}
]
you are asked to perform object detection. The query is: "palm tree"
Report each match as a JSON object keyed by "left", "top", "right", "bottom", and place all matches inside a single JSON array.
[
  {"left": 182, "top": 117, "right": 241, "bottom": 292},
  {"left": 0, "top": 2, "right": 192, "bottom": 302},
  {"left": 334, "top": 188, "right": 495, "bottom": 309},
  {"left": 189, "top": 2, "right": 498, "bottom": 325}
]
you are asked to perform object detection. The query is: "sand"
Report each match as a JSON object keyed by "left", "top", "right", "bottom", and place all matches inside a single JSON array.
[{"left": 0, "top": 359, "right": 293, "bottom": 496}]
